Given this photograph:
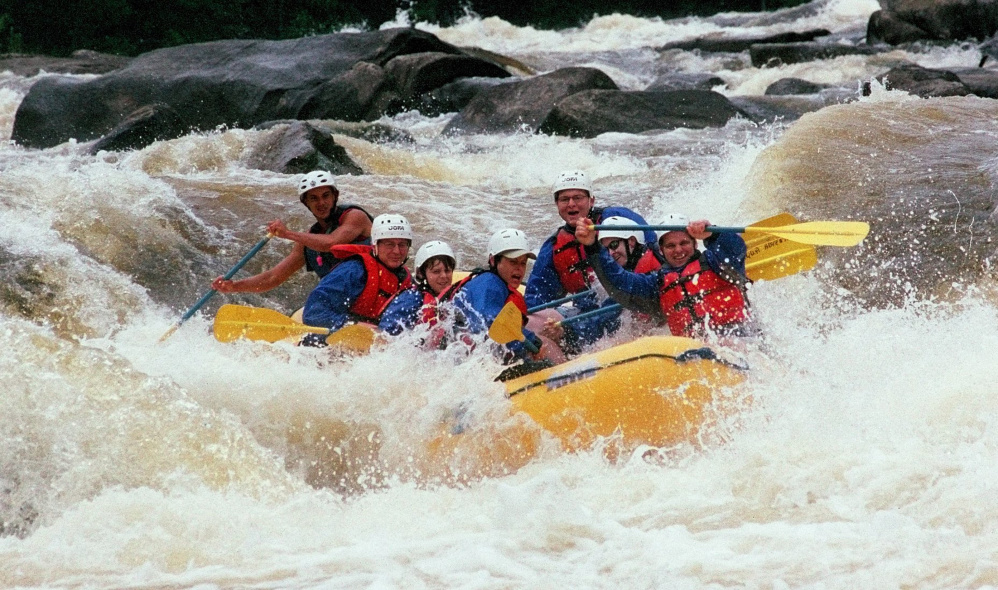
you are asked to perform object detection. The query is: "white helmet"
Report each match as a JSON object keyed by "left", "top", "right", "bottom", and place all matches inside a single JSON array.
[
  {"left": 415, "top": 240, "right": 456, "bottom": 270},
  {"left": 488, "top": 228, "right": 536, "bottom": 260},
  {"left": 371, "top": 214, "right": 414, "bottom": 243},
  {"left": 297, "top": 170, "right": 337, "bottom": 201},
  {"left": 598, "top": 216, "right": 642, "bottom": 242},
  {"left": 658, "top": 213, "right": 692, "bottom": 241},
  {"left": 552, "top": 170, "right": 592, "bottom": 197}
]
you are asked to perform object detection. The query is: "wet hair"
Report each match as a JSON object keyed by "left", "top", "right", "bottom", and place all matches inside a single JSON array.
[{"left": 416, "top": 255, "right": 456, "bottom": 283}]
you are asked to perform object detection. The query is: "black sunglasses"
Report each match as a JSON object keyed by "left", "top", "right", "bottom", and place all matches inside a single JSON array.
[{"left": 605, "top": 239, "right": 624, "bottom": 250}]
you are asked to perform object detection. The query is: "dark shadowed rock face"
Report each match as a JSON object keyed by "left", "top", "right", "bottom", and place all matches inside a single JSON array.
[
  {"left": 875, "top": 0, "right": 998, "bottom": 42},
  {"left": 658, "top": 29, "right": 831, "bottom": 53},
  {"left": 750, "top": 42, "right": 889, "bottom": 67},
  {"left": 244, "top": 121, "right": 364, "bottom": 175},
  {"left": 443, "top": 67, "right": 618, "bottom": 135},
  {"left": 866, "top": 10, "right": 931, "bottom": 44},
  {"left": 12, "top": 28, "right": 510, "bottom": 150},
  {"left": 87, "top": 103, "right": 186, "bottom": 154},
  {"left": 951, "top": 67, "right": 998, "bottom": 98},
  {"left": 765, "top": 77, "right": 831, "bottom": 95},
  {"left": 538, "top": 89, "right": 740, "bottom": 138},
  {"left": 874, "top": 64, "right": 971, "bottom": 98},
  {"left": 646, "top": 72, "right": 727, "bottom": 92}
]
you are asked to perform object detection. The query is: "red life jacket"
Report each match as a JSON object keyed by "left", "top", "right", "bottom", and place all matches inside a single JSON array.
[
  {"left": 657, "top": 256, "right": 747, "bottom": 337},
  {"left": 551, "top": 227, "right": 594, "bottom": 294},
  {"left": 419, "top": 286, "right": 441, "bottom": 326},
  {"left": 633, "top": 248, "right": 663, "bottom": 274},
  {"left": 330, "top": 244, "right": 412, "bottom": 321}
]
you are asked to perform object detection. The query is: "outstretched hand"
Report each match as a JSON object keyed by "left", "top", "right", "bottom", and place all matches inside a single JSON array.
[{"left": 574, "top": 217, "right": 597, "bottom": 246}]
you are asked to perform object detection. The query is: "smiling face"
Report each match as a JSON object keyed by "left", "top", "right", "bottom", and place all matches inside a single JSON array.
[
  {"left": 659, "top": 231, "right": 696, "bottom": 267},
  {"left": 302, "top": 186, "right": 338, "bottom": 221},
  {"left": 421, "top": 258, "right": 454, "bottom": 296},
  {"left": 374, "top": 238, "right": 411, "bottom": 269},
  {"left": 554, "top": 189, "right": 594, "bottom": 225},
  {"left": 493, "top": 254, "right": 529, "bottom": 290},
  {"left": 600, "top": 236, "right": 636, "bottom": 267}
]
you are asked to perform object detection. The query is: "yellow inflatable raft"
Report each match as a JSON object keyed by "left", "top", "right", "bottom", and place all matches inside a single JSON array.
[{"left": 424, "top": 335, "right": 748, "bottom": 477}]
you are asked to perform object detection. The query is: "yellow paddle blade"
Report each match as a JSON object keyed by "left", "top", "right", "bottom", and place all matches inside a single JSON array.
[
  {"left": 744, "top": 213, "right": 818, "bottom": 281},
  {"left": 214, "top": 304, "right": 329, "bottom": 343},
  {"left": 488, "top": 302, "right": 526, "bottom": 345},
  {"left": 743, "top": 220, "right": 870, "bottom": 247}
]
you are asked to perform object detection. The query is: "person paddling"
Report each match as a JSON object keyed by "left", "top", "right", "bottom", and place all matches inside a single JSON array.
[
  {"left": 211, "top": 170, "right": 373, "bottom": 294},
  {"left": 442, "top": 229, "right": 563, "bottom": 363},
  {"left": 379, "top": 240, "right": 457, "bottom": 336},
  {"left": 525, "top": 171, "right": 657, "bottom": 350},
  {"left": 301, "top": 214, "right": 413, "bottom": 345},
  {"left": 599, "top": 216, "right": 663, "bottom": 273},
  {"left": 575, "top": 214, "right": 754, "bottom": 339}
]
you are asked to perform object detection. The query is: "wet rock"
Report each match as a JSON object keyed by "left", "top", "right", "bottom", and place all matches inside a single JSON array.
[
  {"left": 868, "top": 0, "right": 998, "bottom": 44},
  {"left": 866, "top": 10, "right": 931, "bottom": 45},
  {"left": 244, "top": 121, "right": 364, "bottom": 175},
  {"left": 411, "top": 76, "right": 509, "bottom": 117},
  {"left": 383, "top": 51, "right": 510, "bottom": 105},
  {"left": 538, "top": 89, "right": 740, "bottom": 138},
  {"left": 257, "top": 118, "right": 415, "bottom": 144},
  {"left": 12, "top": 28, "right": 510, "bottom": 149},
  {"left": 646, "top": 72, "right": 726, "bottom": 92},
  {"left": 871, "top": 64, "right": 971, "bottom": 98},
  {"left": 765, "top": 77, "right": 832, "bottom": 95},
  {"left": 951, "top": 67, "right": 998, "bottom": 98},
  {"left": 750, "top": 42, "right": 890, "bottom": 67},
  {"left": 444, "top": 67, "right": 618, "bottom": 135},
  {"left": 87, "top": 103, "right": 187, "bottom": 154},
  {"left": 0, "top": 49, "right": 131, "bottom": 76},
  {"left": 729, "top": 95, "right": 828, "bottom": 124},
  {"left": 658, "top": 29, "right": 831, "bottom": 53}
]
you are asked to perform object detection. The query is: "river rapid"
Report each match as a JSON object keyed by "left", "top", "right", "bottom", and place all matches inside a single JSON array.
[{"left": 3, "top": 0, "right": 998, "bottom": 587}]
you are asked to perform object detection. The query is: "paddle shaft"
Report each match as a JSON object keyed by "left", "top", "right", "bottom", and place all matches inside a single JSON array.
[
  {"left": 594, "top": 223, "right": 745, "bottom": 233},
  {"left": 160, "top": 235, "right": 271, "bottom": 341},
  {"left": 526, "top": 290, "right": 593, "bottom": 313},
  {"left": 557, "top": 304, "right": 623, "bottom": 326}
]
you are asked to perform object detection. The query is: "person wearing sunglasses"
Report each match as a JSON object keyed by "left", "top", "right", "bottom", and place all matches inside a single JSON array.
[{"left": 524, "top": 170, "right": 657, "bottom": 352}]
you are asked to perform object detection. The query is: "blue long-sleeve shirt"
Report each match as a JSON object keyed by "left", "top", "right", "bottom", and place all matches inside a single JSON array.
[
  {"left": 302, "top": 258, "right": 369, "bottom": 332},
  {"left": 525, "top": 205, "right": 650, "bottom": 346},
  {"left": 451, "top": 271, "right": 540, "bottom": 360},
  {"left": 525, "top": 205, "right": 654, "bottom": 310},
  {"left": 378, "top": 286, "right": 425, "bottom": 336},
  {"left": 587, "top": 232, "right": 748, "bottom": 318}
]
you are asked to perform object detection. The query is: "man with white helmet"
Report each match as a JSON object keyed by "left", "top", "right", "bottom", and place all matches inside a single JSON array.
[
  {"left": 574, "top": 215, "right": 752, "bottom": 339},
  {"left": 211, "top": 170, "right": 373, "bottom": 294},
  {"left": 524, "top": 170, "right": 657, "bottom": 349},
  {"left": 379, "top": 240, "right": 457, "bottom": 336},
  {"left": 301, "top": 214, "right": 413, "bottom": 342},
  {"left": 443, "top": 228, "right": 562, "bottom": 363}
]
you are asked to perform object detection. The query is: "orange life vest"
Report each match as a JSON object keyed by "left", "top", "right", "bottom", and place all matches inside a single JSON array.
[
  {"left": 551, "top": 227, "right": 594, "bottom": 293},
  {"left": 331, "top": 244, "right": 412, "bottom": 321},
  {"left": 657, "top": 256, "right": 747, "bottom": 337}
]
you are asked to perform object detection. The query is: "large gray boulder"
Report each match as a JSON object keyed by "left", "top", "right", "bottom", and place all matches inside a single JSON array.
[
  {"left": 867, "top": 0, "right": 998, "bottom": 44},
  {"left": 658, "top": 29, "right": 831, "bottom": 53},
  {"left": 0, "top": 49, "right": 131, "bottom": 76},
  {"left": 537, "top": 89, "right": 741, "bottom": 138},
  {"left": 243, "top": 121, "right": 364, "bottom": 175},
  {"left": 444, "top": 67, "right": 618, "bottom": 135},
  {"left": 12, "top": 28, "right": 510, "bottom": 149}
]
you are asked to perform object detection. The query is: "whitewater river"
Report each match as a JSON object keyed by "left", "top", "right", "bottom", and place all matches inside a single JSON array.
[{"left": 3, "top": 0, "right": 998, "bottom": 587}]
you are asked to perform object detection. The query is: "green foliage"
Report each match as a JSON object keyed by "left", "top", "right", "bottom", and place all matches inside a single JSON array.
[{"left": 1, "top": 0, "right": 814, "bottom": 57}]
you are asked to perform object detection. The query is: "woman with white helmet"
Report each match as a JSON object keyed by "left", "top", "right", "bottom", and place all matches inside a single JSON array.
[
  {"left": 573, "top": 215, "right": 753, "bottom": 339},
  {"left": 378, "top": 240, "right": 457, "bottom": 336},
  {"left": 301, "top": 214, "right": 414, "bottom": 344},
  {"left": 598, "top": 216, "right": 665, "bottom": 273},
  {"left": 442, "top": 228, "right": 562, "bottom": 363},
  {"left": 211, "top": 170, "right": 373, "bottom": 295}
]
